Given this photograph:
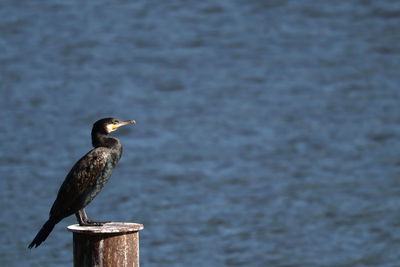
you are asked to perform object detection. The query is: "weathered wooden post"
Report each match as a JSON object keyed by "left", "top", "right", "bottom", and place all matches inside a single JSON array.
[{"left": 67, "top": 222, "right": 144, "bottom": 267}]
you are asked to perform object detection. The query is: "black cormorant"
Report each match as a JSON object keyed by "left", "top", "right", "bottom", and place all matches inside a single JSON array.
[{"left": 28, "top": 118, "right": 136, "bottom": 248}]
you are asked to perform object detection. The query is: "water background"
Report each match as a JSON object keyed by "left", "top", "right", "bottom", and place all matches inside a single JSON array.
[{"left": 1, "top": 1, "right": 400, "bottom": 266}]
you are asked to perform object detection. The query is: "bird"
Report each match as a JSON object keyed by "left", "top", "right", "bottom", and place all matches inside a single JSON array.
[{"left": 28, "top": 118, "right": 136, "bottom": 248}]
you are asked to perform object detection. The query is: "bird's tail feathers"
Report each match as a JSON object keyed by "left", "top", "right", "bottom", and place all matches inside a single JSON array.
[{"left": 28, "top": 217, "right": 60, "bottom": 248}]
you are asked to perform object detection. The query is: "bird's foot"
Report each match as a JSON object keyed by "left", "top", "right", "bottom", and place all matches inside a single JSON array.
[
  {"left": 75, "top": 209, "right": 110, "bottom": 226},
  {"left": 79, "top": 220, "right": 110, "bottom": 226}
]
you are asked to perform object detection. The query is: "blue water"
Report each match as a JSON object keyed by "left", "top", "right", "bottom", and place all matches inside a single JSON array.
[{"left": 1, "top": 0, "right": 400, "bottom": 266}]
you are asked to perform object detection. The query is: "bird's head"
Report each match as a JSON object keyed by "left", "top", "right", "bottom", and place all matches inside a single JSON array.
[{"left": 92, "top": 118, "right": 136, "bottom": 135}]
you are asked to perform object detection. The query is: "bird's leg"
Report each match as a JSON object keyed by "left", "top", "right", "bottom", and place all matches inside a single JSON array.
[
  {"left": 75, "top": 209, "right": 92, "bottom": 226},
  {"left": 75, "top": 208, "right": 109, "bottom": 226}
]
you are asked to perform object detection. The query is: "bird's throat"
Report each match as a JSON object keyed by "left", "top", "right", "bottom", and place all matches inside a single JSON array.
[{"left": 92, "top": 132, "right": 118, "bottom": 148}]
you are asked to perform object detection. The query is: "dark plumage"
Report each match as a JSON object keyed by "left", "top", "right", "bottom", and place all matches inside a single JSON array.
[{"left": 28, "top": 118, "right": 136, "bottom": 248}]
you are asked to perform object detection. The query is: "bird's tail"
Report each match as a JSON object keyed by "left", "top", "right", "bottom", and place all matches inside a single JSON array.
[{"left": 28, "top": 217, "right": 60, "bottom": 248}]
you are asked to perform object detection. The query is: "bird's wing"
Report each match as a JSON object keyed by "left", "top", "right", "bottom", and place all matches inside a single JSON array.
[{"left": 49, "top": 147, "right": 110, "bottom": 218}]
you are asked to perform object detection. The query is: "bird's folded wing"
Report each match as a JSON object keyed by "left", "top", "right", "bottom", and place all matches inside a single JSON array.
[{"left": 49, "top": 147, "right": 110, "bottom": 217}]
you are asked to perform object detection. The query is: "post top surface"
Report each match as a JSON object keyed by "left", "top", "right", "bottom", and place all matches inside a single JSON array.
[{"left": 67, "top": 222, "right": 144, "bottom": 234}]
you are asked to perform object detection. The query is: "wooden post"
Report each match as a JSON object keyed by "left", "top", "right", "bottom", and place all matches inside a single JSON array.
[{"left": 67, "top": 222, "right": 144, "bottom": 267}]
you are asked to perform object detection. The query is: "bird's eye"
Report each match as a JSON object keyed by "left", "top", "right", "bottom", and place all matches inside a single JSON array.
[{"left": 113, "top": 121, "right": 118, "bottom": 125}]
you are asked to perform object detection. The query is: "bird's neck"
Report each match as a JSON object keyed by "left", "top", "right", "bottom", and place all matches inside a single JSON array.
[{"left": 91, "top": 132, "right": 120, "bottom": 149}]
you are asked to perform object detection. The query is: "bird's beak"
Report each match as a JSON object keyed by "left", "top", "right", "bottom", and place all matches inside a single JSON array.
[
  {"left": 110, "top": 120, "right": 136, "bottom": 132},
  {"left": 116, "top": 120, "right": 136, "bottom": 129},
  {"left": 121, "top": 120, "right": 136, "bottom": 126}
]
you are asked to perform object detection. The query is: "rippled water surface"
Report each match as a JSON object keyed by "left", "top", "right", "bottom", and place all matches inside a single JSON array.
[{"left": 1, "top": 1, "right": 400, "bottom": 266}]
